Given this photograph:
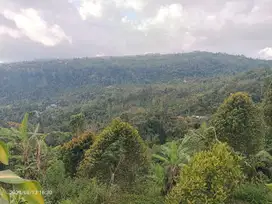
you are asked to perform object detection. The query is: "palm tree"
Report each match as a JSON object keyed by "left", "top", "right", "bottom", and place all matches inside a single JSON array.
[
  {"left": 152, "top": 140, "right": 191, "bottom": 195},
  {"left": 152, "top": 122, "right": 214, "bottom": 195}
]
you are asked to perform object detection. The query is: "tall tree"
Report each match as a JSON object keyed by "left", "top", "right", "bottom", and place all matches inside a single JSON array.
[
  {"left": 78, "top": 119, "right": 148, "bottom": 186},
  {"left": 264, "top": 81, "right": 272, "bottom": 152},
  {"left": 69, "top": 113, "right": 85, "bottom": 136},
  {"left": 20, "top": 113, "right": 30, "bottom": 166},
  {"left": 211, "top": 92, "right": 264, "bottom": 155},
  {"left": 264, "top": 81, "right": 272, "bottom": 127},
  {"left": 152, "top": 123, "right": 212, "bottom": 195},
  {"left": 61, "top": 131, "right": 94, "bottom": 177},
  {"left": 152, "top": 139, "right": 191, "bottom": 196}
]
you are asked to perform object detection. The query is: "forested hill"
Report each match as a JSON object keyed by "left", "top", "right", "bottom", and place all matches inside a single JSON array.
[{"left": 0, "top": 51, "right": 271, "bottom": 104}]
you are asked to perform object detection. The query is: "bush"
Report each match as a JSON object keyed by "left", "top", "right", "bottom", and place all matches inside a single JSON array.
[
  {"left": 231, "top": 183, "right": 272, "bottom": 204},
  {"left": 42, "top": 160, "right": 111, "bottom": 204},
  {"left": 111, "top": 194, "right": 164, "bottom": 204},
  {"left": 166, "top": 143, "right": 244, "bottom": 204}
]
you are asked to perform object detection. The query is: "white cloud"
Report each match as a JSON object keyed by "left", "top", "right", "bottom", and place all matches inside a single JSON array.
[
  {"left": 95, "top": 53, "right": 104, "bottom": 57},
  {"left": 113, "top": 0, "right": 146, "bottom": 11},
  {"left": 135, "top": 4, "right": 184, "bottom": 31},
  {"left": 219, "top": 0, "right": 272, "bottom": 25},
  {"left": 77, "top": 0, "right": 145, "bottom": 20},
  {"left": 183, "top": 32, "right": 196, "bottom": 49},
  {"left": 79, "top": 0, "right": 102, "bottom": 20},
  {"left": 2, "top": 8, "right": 71, "bottom": 46},
  {"left": 0, "top": 26, "right": 21, "bottom": 38},
  {"left": 152, "top": 4, "right": 183, "bottom": 23},
  {"left": 258, "top": 47, "right": 272, "bottom": 59},
  {"left": 1, "top": 0, "right": 272, "bottom": 61}
]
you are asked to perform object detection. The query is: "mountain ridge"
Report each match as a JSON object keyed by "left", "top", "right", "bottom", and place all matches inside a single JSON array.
[{"left": 0, "top": 51, "right": 271, "bottom": 104}]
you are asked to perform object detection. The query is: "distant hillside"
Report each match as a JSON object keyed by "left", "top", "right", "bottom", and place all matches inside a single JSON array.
[{"left": 0, "top": 51, "right": 271, "bottom": 104}]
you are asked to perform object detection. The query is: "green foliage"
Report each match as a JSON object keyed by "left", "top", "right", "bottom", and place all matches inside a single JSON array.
[
  {"left": 149, "top": 163, "right": 165, "bottom": 188},
  {"left": 231, "top": 183, "right": 272, "bottom": 204},
  {"left": 1, "top": 54, "right": 271, "bottom": 134},
  {"left": 44, "top": 131, "right": 72, "bottom": 147},
  {"left": 0, "top": 52, "right": 270, "bottom": 104},
  {"left": 78, "top": 119, "right": 148, "bottom": 186},
  {"left": 112, "top": 194, "right": 164, "bottom": 204},
  {"left": 0, "top": 141, "right": 9, "bottom": 165},
  {"left": 255, "top": 151, "right": 272, "bottom": 179},
  {"left": 67, "top": 179, "right": 112, "bottom": 204},
  {"left": 1, "top": 54, "right": 272, "bottom": 204},
  {"left": 0, "top": 140, "right": 44, "bottom": 204},
  {"left": 5, "top": 114, "right": 50, "bottom": 180},
  {"left": 153, "top": 140, "right": 190, "bottom": 168},
  {"left": 211, "top": 92, "right": 264, "bottom": 155},
  {"left": 152, "top": 139, "right": 192, "bottom": 195},
  {"left": 41, "top": 160, "right": 67, "bottom": 204},
  {"left": 242, "top": 150, "right": 272, "bottom": 183},
  {"left": 42, "top": 160, "right": 113, "bottom": 204},
  {"left": 20, "top": 113, "right": 29, "bottom": 140},
  {"left": 166, "top": 143, "right": 244, "bottom": 204},
  {"left": 264, "top": 82, "right": 272, "bottom": 127},
  {"left": 61, "top": 131, "right": 94, "bottom": 176},
  {"left": 69, "top": 113, "right": 85, "bottom": 136},
  {"left": 108, "top": 173, "right": 164, "bottom": 204}
]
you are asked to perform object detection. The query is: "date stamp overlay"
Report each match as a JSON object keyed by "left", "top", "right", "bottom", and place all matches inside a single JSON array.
[{"left": 9, "top": 190, "right": 53, "bottom": 196}]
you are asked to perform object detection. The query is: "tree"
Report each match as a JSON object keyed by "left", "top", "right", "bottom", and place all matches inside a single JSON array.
[
  {"left": 7, "top": 113, "right": 48, "bottom": 180},
  {"left": 264, "top": 82, "right": 272, "bottom": 151},
  {"left": 166, "top": 143, "right": 243, "bottom": 204},
  {"left": 61, "top": 131, "right": 94, "bottom": 176},
  {"left": 152, "top": 140, "right": 190, "bottom": 195},
  {"left": 78, "top": 119, "right": 148, "bottom": 186},
  {"left": 211, "top": 92, "right": 264, "bottom": 155},
  {"left": 28, "top": 123, "right": 48, "bottom": 176},
  {"left": 144, "top": 116, "right": 167, "bottom": 144},
  {"left": 264, "top": 81, "right": 272, "bottom": 127},
  {"left": 44, "top": 131, "right": 72, "bottom": 147},
  {"left": 20, "top": 113, "right": 30, "bottom": 167},
  {"left": 152, "top": 123, "right": 212, "bottom": 195},
  {"left": 69, "top": 113, "right": 85, "bottom": 136}
]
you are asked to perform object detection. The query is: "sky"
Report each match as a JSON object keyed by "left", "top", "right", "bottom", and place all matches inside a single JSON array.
[{"left": 0, "top": 0, "right": 272, "bottom": 62}]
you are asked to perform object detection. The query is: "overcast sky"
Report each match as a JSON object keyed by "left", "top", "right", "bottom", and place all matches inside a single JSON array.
[{"left": 0, "top": 0, "right": 272, "bottom": 62}]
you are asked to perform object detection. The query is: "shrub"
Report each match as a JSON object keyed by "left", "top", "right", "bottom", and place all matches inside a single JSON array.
[
  {"left": 231, "top": 183, "right": 272, "bottom": 204},
  {"left": 166, "top": 143, "right": 244, "bottom": 204}
]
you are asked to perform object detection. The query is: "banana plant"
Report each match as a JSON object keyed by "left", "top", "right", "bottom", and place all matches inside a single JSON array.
[
  {"left": 266, "top": 183, "right": 272, "bottom": 191},
  {"left": 0, "top": 140, "right": 44, "bottom": 204},
  {"left": 9, "top": 113, "right": 47, "bottom": 179},
  {"left": 29, "top": 124, "right": 47, "bottom": 173}
]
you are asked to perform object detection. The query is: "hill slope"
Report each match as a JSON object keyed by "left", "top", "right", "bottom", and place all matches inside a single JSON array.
[{"left": 0, "top": 51, "right": 271, "bottom": 104}]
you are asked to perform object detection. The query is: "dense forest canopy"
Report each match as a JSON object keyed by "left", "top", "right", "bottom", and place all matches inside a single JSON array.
[
  {"left": 0, "top": 52, "right": 271, "bottom": 136},
  {"left": 0, "top": 52, "right": 271, "bottom": 104}
]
